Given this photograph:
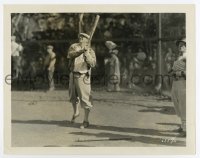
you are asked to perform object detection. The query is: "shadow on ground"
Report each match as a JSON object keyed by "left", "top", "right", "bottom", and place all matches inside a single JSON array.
[
  {"left": 12, "top": 119, "right": 181, "bottom": 138},
  {"left": 156, "top": 122, "right": 180, "bottom": 126},
  {"left": 139, "top": 106, "right": 176, "bottom": 115},
  {"left": 70, "top": 131, "right": 185, "bottom": 146}
]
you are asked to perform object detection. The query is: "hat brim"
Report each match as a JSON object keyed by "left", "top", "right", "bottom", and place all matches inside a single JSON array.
[
  {"left": 79, "top": 33, "right": 90, "bottom": 39},
  {"left": 105, "top": 41, "right": 117, "bottom": 50}
]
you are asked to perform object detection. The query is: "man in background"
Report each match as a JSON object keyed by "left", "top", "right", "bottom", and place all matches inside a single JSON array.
[
  {"left": 11, "top": 35, "right": 23, "bottom": 79},
  {"left": 105, "top": 41, "right": 120, "bottom": 92},
  {"left": 46, "top": 45, "right": 56, "bottom": 91}
]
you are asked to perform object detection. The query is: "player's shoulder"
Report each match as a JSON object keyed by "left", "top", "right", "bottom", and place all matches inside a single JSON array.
[
  {"left": 12, "top": 41, "right": 18, "bottom": 47},
  {"left": 114, "top": 55, "right": 119, "bottom": 61}
]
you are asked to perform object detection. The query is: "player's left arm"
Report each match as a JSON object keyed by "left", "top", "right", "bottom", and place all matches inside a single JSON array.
[{"left": 84, "top": 49, "right": 96, "bottom": 68}]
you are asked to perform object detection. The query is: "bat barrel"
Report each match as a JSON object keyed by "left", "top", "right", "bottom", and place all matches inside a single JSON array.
[
  {"left": 89, "top": 15, "right": 100, "bottom": 42},
  {"left": 79, "top": 13, "right": 84, "bottom": 34}
]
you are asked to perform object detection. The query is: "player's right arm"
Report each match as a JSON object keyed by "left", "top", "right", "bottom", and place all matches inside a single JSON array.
[{"left": 67, "top": 43, "right": 84, "bottom": 59}]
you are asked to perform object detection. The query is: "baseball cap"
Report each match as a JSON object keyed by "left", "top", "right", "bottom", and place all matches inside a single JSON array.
[
  {"left": 105, "top": 41, "right": 117, "bottom": 50},
  {"left": 79, "top": 33, "right": 90, "bottom": 39},
  {"left": 47, "top": 45, "right": 54, "bottom": 49}
]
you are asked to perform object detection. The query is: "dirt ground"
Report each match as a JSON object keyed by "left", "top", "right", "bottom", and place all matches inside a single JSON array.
[{"left": 11, "top": 89, "right": 186, "bottom": 147}]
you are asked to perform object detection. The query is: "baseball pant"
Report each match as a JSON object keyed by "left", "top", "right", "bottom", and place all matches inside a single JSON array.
[
  {"left": 69, "top": 72, "right": 93, "bottom": 109},
  {"left": 48, "top": 69, "right": 55, "bottom": 89},
  {"left": 171, "top": 80, "right": 186, "bottom": 131}
]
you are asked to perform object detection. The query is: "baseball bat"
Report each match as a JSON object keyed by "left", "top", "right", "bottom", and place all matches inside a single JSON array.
[
  {"left": 89, "top": 15, "right": 100, "bottom": 44},
  {"left": 79, "top": 13, "right": 84, "bottom": 34}
]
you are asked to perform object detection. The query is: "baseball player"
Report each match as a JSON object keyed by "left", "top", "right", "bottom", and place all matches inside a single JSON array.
[
  {"left": 171, "top": 38, "right": 186, "bottom": 137},
  {"left": 67, "top": 33, "right": 96, "bottom": 129}
]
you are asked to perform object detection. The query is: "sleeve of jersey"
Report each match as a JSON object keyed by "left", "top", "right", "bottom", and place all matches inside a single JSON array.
[
  {"left": 84, "top": 49, "right": 96, "bottom": 68},
  {"left": 67, "top": 44, "right": 84, "bottom": 59},
  {"left": 172, "top": 60, "right": 186, "bottom": 72}
]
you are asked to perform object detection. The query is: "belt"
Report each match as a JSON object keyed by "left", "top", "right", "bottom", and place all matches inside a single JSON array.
[{"left": 72, "top": 71, "right": 88, "bottom": 77}]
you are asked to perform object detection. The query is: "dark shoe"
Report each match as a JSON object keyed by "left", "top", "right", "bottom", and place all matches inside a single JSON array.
[
  {"left": 80, "top": 121, "right": 89, "bottom": 129},
  {"left": 172, "top": 127, "right": 183, "bottom": 133},
  {"left": 70, "top": 114, "right": 80, "bottom": 123},
  {"left": 177, "top": 131, "right": 186, "bottom": 137}
]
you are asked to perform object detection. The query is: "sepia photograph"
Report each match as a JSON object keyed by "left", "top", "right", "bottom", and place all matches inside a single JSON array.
[{"left": 3, "top": 4, "right": 196, "bottom": 155}]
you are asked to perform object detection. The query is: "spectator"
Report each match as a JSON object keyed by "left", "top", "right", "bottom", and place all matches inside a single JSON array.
[
  {"left": 105, "top": 41, "right": 120, "bottom": 92},
  {"left": 46, "top": 45, "right": 56, "bottom": 91},
  {"left": 126, "top": 47, "right": 135, "bottom": 88},
  {"left": 165, "top": 47, "right": 176, "bottom": 72},
  {"left": 11, "top": 35, "right": 23, "bottom": 79}
]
